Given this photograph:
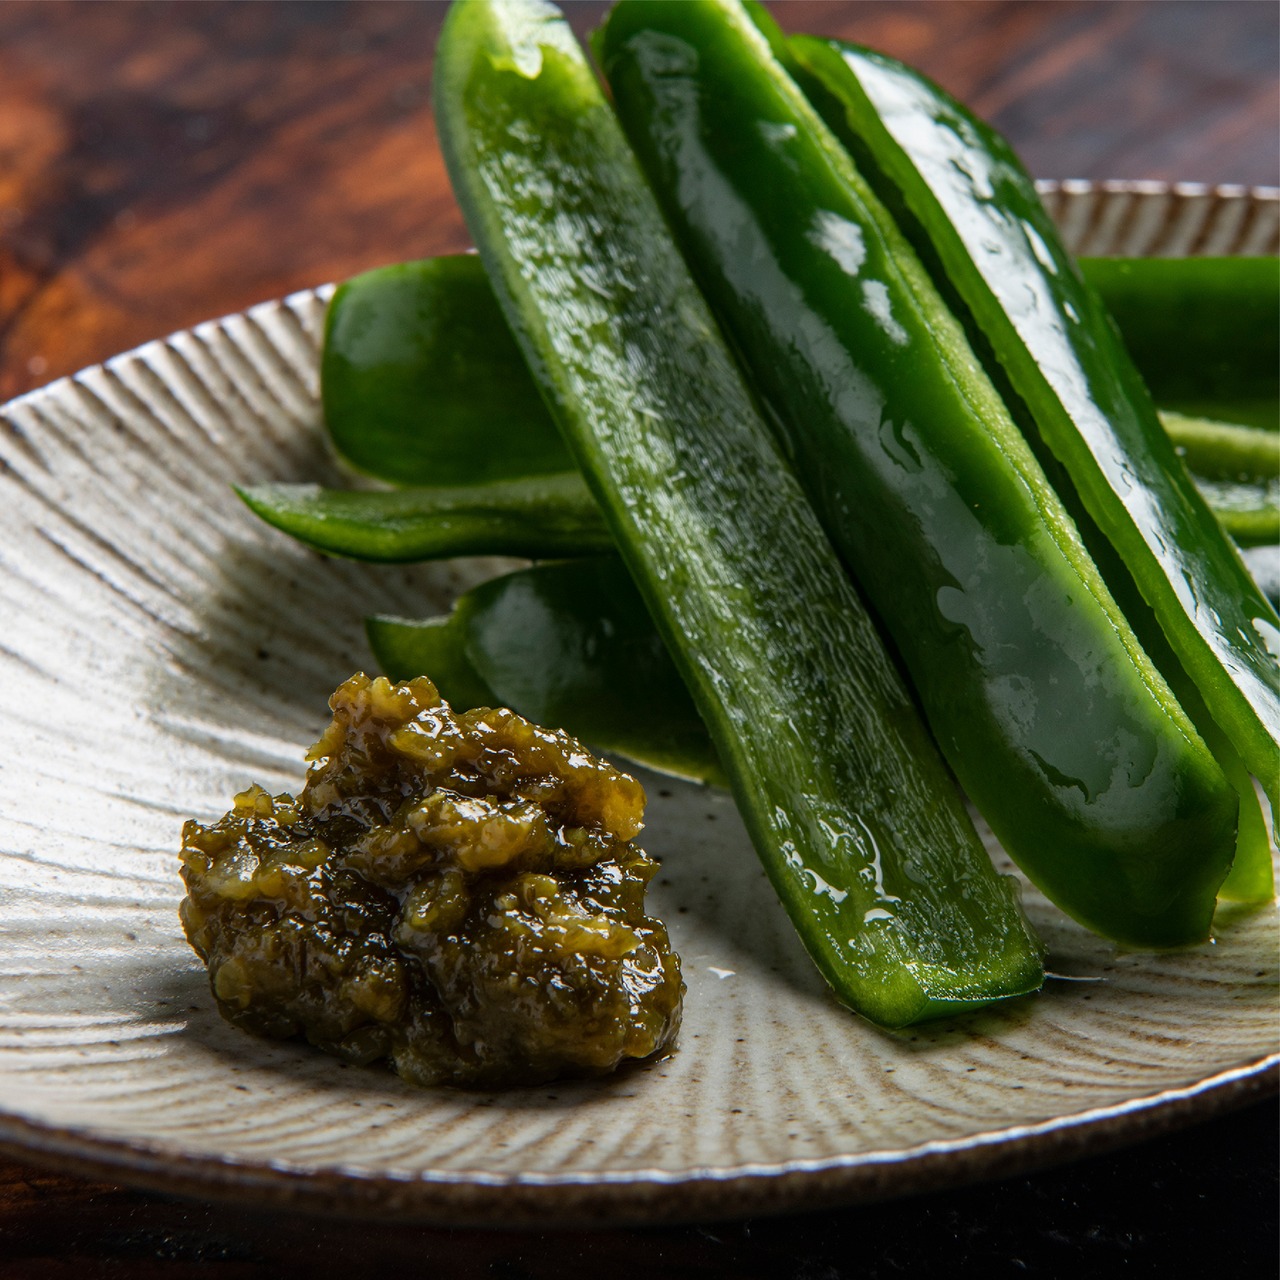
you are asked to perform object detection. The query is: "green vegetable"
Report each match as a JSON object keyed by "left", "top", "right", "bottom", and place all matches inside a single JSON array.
[
  {"left": 373, "top": 556, "right": 1275, "bottom": 901},
  {"left": 1078, "top": 256, "right": 1279, "bottom": 432},
  {"left": 786, "top": 34, "right": 1280, "bottom": 815},
  {"left": 320, "top": 252, "right": 1278, "bottom": 486},
  {"left": 306, "top": 254, "right": 1272, "bottom": 556},
  {"left": 433, "top": 0, "right": 1044, "bottom": 1024},
  {"left": 234, "top": 473, "right": 609, "bottom": 562},
  {"left": 369, "top": 558, "right": 721, "bottom": 784},
  {"left": 371, "top": 545, "right": 1279, "bottom": 902},
  {"left": 1053, "top": 479, "right": 1274, "bottom": 903},
  {"left": 322, "top": 256, "right": 571, "bottom": 485},
  {"left": 246, "top": 411, "right": 1270, "bottom": 562},
  {"left": 782, "top": 29, "right": 1276, "bottom": 898},
  {"left": 600, "top": 0, "right": 1238, "bottom": 946},
  {"left": 1159, "top": 414, "right": 1279, "bottom": 547}
]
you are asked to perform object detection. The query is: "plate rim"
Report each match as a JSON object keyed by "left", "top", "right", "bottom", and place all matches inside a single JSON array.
[
  {"left": 1, "top": 178, "right": 1277, "bottom": 1226},
  {"left": 0, "top": 1057, "right": 1274, "bottom": 1226}
]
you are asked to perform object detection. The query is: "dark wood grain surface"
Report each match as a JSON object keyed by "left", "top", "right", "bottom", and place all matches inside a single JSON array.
[
  {"left": 1, "top": 1094, "right": 1275, "bottom": 1280},
  {"left": 1, "top": 1, "right": 1277, "bottom": 1275},
  {"left": 2, "top": 0, "right": 1278, "bottom": 403}
]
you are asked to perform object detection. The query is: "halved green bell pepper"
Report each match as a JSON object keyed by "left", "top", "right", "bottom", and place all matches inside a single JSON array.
[{"left": 322, "top": 256, "right": 571, "bottom": 485}]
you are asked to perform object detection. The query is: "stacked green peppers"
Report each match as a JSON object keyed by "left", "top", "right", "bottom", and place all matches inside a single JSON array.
[
  {"left": 781, "top": 33, "right": 1279, "bottom": 820},
  {"left": 237, "top": 0, "right": 1278, "bottom": 1017},
  {"left": 244, "top": 254, "right": 1279, "bottom": 558},
  {"left": 428, "top": 0, "right": 1045, "bottom": 1027},
  {"left": 598, "top": 0, "right": 1243, "bottom": 945}
]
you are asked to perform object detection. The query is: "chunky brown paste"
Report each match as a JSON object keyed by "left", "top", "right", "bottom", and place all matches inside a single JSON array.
[{"left": 179, "top": 674, "right": 682, "bottom": 1087}]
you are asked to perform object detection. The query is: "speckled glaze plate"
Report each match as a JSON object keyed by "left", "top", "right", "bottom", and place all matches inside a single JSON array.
[{"left": 0, "top": 182, "right": 1277, "bottom": 1227}]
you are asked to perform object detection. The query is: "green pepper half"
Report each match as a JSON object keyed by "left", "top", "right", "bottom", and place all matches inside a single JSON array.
[
  {"left": 369, "top": 557, "right": 721, "bottom": 785},
  {"left": 322, "top": 256, "right": 572, "bottom": 485}
]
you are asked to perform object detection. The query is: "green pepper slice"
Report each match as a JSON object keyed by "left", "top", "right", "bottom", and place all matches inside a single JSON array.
[
  {"left": 1077, "top": 256, "right": 1278, "bottom": 432},
  {"left": 234, "top": 473, "right": 609, "bottom": 562},
  {"left": 600, "top": 0, "right": 1238, "bottom": 946},
  {"left": 322, "top": 256, "right": 571, "bottom": 485},
  {"left": 785, "top": 35, "right": 1280, "bottom": 815},
  {"left": 434, "top": 0, "right": 1044, "bottom": 1024},
  {"left": 369, "top": 558, "right": 721, "bottom": 784}
]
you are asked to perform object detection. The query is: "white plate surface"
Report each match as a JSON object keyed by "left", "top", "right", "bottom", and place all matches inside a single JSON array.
[{"left": 0, "top": 182, "right": 1276, "bottom": 1225}]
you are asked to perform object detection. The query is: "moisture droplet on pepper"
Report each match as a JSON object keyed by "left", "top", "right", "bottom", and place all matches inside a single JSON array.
[{"left": 178, "top": 673, "right": 683, "bottom": 1087}]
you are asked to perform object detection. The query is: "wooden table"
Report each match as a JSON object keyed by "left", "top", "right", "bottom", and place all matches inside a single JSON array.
[{"left": 1, "top": 2, "right": 1276, "bottom": 1274}]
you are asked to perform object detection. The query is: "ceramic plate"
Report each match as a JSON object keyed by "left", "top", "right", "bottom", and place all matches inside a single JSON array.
[{"left": 0, "top": 182, "right": 1276, "bottom": 1227}]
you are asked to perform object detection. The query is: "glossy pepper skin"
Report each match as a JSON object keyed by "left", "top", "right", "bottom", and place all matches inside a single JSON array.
[
  {"left": 234, "top": 473, "right": 610, "bottom": 563},
  {"left": 309, "top": 253, "right": 1271, "bottom": 549},
  {"left": 786, "top": 36, "right": 1280, "bottom": 816},
  {"left": 1077, "top": 257, "right": 1279, "bottom": 432},
  {"left": 434, "top": 0, "right": 1044, "bottom": 1025},
  {"left": 369, "top": 558, "right": 721, "bottom": 784},
  {"left": 322, "top": 256, "right": 573, "bottom": 485},
  {"left": 600, "top": 0, "right": 1238, "bottom": 947}
]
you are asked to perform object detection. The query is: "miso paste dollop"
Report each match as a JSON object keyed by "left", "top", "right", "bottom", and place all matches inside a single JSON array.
[{"left": 179, "top": 673, "right": 683, "bottom": 1087}]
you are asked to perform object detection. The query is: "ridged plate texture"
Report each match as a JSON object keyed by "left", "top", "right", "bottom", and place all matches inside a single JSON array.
[{"left": 0, "top": 183, "right": 1277, "bottom": 1225}]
